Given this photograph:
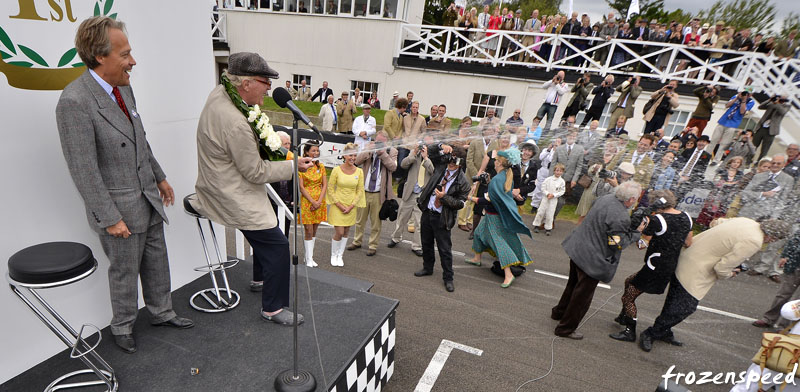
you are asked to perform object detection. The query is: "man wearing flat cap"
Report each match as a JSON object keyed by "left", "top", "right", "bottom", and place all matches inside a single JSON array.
[
  {"left": 57, "top": 16, "right": 192, "bottom": 354},
  {"left": 191, "top": 52, "right": 314, "bottom": 325}
]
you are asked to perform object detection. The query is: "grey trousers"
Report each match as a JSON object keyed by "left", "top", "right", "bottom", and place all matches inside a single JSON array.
[
  {"left": 391, "top": 194, "right": 422, "bottom": 251},
  {"left": 762, "top": 269, "right": 800, "bottom": 326},
  {"left": 99, "top": 220, "right": 176, "bottom": 335},
  {"left": 751, "top": 240, "right": 786, "bottom": 277}
]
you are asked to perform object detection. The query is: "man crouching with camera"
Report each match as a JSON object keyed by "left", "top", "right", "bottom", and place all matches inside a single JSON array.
[{"left": 413, "top": 143, "right": 470, "bottom": 292}]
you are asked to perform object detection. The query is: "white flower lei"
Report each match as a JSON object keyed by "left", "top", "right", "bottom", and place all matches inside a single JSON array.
[{"left": 248, "top": 104, "right": 282, "bottom": 151}]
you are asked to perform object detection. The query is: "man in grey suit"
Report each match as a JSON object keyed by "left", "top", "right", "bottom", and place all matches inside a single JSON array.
[
  {"left": 56, "top": 16, "right": 193, "bottom": 354},
  {"left": 740, "top": 154, "right": 795, "bottom": 282},
  {"left": 549, "top": 130, "right": 584, "bottom": 219},
  {"left": 753, "top": 96, "right": 791, "bottom": 161}
]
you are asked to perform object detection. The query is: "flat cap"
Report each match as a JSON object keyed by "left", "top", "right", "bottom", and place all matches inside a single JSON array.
[
  {"left": 361, "top": 103, "right": 372, "bottom": 109},
  {"left": 228, "top": 52, "right": 279, "bottom": 79}
]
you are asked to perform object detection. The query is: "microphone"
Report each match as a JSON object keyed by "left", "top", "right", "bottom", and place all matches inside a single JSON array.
[{"left": 272, "top": 87, "right": 322, "bottom": 137}]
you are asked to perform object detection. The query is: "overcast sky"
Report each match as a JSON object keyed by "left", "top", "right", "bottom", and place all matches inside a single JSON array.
[{"left": 570, "top": 0, "right": 799, "bottom": 33}]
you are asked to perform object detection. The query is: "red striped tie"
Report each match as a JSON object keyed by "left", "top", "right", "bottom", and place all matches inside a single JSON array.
[{"left": 112, "top": 86, "right": 132, "bottom": 123}]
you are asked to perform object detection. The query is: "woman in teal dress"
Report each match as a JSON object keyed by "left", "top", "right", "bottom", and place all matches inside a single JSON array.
[{"left": 465, "top": 148, "right": 533, "bottom": 287}]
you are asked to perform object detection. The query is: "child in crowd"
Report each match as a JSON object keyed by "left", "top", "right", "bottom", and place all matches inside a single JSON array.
[{"left": 532, "top": 163, "right": 566, "bottom": 235}]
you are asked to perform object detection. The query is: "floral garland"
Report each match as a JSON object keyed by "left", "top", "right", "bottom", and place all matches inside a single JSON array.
[{"left": 221, "top": 74, "right": 286, "bottom": 161}]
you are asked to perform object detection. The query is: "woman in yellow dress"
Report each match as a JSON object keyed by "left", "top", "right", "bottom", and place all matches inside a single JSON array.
[
  {"left": 326, "top": 143, "right": 366, "bottom": 267},
  {"left": 298, "top": 141, "right": 327, "bottom": 267}
]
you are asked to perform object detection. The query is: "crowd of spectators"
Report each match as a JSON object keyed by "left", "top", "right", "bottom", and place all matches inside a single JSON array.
[{"left": 431, "top": 4, "right": 799, "bottom": 83}]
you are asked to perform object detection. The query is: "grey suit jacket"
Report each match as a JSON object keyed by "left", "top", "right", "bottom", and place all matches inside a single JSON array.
[
  {"left": 56, "top": 71, "right": 167, "bottom": 234},
  {"left": 757, "top": 101, "right": 790, "bottom": 136},
  {"left": 739, "top": 171, "right": 795, "bottom": 219},
  {"left": 399, "top": 151, "right": 434, "bottom": 201},
  {"left": 550, "top": 143, "right": 585, "bottom": 183}
]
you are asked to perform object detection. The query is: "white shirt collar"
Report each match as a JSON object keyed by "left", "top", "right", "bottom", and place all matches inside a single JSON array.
[{"left": 89, "top": 69, "right": 115, "bottom": 101}]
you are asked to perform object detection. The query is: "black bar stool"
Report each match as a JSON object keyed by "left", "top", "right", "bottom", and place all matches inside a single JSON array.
[
  {"left": 183, "top": 194, "right": 240, "bottom": 313},
  {"left": 6, "top": 242, "right": 118, "bottom": 392}
]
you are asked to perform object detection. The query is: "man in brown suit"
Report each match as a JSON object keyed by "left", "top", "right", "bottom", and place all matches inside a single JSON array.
[
  {"left": 347, "top": 131, "right": 398, "bottom": 256},
  {"left": 336, "top": 91, "right": 357, "bottom": 134}
]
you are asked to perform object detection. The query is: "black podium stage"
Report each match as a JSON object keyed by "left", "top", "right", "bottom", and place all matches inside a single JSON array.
[{"left": 0, "top": 261, "right": 398, "bottom": 392}]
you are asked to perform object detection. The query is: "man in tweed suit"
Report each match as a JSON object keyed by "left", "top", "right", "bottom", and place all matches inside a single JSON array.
[{"left": 56, "top": 16, "right": 193, "bottom": 354}]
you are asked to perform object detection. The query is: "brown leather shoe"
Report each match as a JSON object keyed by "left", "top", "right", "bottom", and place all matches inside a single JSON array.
[
  {"left": 769, "top": 275, "right": 782, "bottom": 284},
  {"left": 458, "top": 224, "right": 470, "bottom": 232},
  {"left": 366, "top": 249, "right": 377, "bottom": 256},
  {"left": 752, "top": 319, "right": 770, "bottom": 328},
  {"left": 346, "top": 243, "right": 361, "bottom": 251}
]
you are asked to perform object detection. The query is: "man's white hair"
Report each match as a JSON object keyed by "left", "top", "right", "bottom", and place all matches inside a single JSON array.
[
  {"left": 615, "top": 181, "right": 642, "bottom": 202},
  {"left": 277, "top": 131, "right": 290, "bottom": 141}
]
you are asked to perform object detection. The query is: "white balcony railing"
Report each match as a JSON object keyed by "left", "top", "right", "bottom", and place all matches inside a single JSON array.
[
  {"left": 212, "top": 10, "right": 227, "bottom": 43},
  {"left": 398, "top": 24, "right": 800, "bottom": 123}
]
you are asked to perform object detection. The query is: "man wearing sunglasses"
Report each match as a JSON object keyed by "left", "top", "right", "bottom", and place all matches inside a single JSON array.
[{"left": 192, "top": 52, "right": 314, "bottom": 326}]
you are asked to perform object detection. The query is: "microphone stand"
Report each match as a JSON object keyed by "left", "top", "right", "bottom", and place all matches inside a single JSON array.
[{"left": 274, "top": 117, "right": 317, "bottom": 392}]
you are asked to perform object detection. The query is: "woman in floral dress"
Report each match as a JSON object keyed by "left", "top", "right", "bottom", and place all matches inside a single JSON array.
[{"left": 298, "top": 141, "right": 327, "bottom": 267}]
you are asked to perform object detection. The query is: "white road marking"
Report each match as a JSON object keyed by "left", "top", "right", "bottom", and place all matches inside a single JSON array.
[
  {"left": 696, "top": 306, "right": 757, "bottom": 322},
  {"left": 533, "top": 269, "right": 612, "bottom": 289},
  {"left": 415, "top": 340, "right": 483, "bottom": 392}
]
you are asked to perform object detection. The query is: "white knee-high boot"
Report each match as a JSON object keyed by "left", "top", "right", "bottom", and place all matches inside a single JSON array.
[
  {"left": 330, "top": 239, "right": 341, "bottom": 266},
  {"left": 337, "top": 237, "right": 348, "bottom": 266},
  {"left": 304, "top": 239, "right": 317, "bottom": 267}
]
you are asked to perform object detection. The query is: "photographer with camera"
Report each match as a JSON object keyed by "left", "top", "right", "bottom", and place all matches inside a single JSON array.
[
  {"left": 413, "top": 143, "right": 470, "bottom": 293},
  {"left": 553, "top": 181, "right": 644, "bottom": 340},
  {"left": 561, "top": 73, "right": 594, "bottom": 124},
  {"left": 608, "top": 76, "right": 642, "bottom": 129},
  {"left": 709, "top": 90, "right": 754, "bottom": 164},
  {"left": 753, "top": 94, "right": 791, "bottom": 161},
  {"left": 594, "top": 161, "right": 636, "bottom": 200},
  {"left": 687, "top": 85, "right": 719, "bottom": 135},
  {"left": 609, "top": 190, "right": 693, "bottom": 343},
  {"left": 537, "top": 71, "right": 569, "bottom": 132},
  {"left": 643, "top": 80, "right": 680, "bottom": 135},
  {"left": 389, "top": 136, "right": 434, "bottom": 257},
  {"left": 347, "top": 131, "right": 397, "bottom": 257},
  {"left": 580, "top": 75, "right": 615, "bottom": 128}
]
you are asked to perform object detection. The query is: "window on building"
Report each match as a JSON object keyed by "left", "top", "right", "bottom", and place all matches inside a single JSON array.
[
  {"left": 353, "top": 0, "right": 367, "bottom": 16},
  {"left": 664, "top": 110, "right": 691, "bottom": 138},
  {"left": 383, "top": 0, "right": 397, "bottom": 17},
  {"left": 350, "top": 80, "right": 379, "bottom": 102},
  {"left": 324, "top": 0, "right": 338, "bottom": 14},
  {"left": 292, "top": 74, "right": 312, "bottom": 90},
  {"left": 469, "top": 93, "right": 506, "bottom": 119},
  {"left": 575, "top": 103, "right": 613, "bottom": 129},
  {"left": 339, "top": 0, "right": 351, "bottom": 14}
]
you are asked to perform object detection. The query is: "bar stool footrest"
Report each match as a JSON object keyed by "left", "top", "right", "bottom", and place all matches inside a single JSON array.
[
  {"left": 190, "top": 288, "right": 241, "bottom": 313},
  {"left": 45, "top": 369, "right": 118, "bottom": 392},
  {"left": 192, "top": 259, "right": 239, "bottom": 273}
]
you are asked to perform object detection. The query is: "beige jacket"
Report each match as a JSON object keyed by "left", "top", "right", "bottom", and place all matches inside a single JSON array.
[
  {"left": 336, "top": 99, "right": 357, "bottom": 134},
  {"left": 643, "top": 90, "right": 679, "bottom": 123},
  {"left": 193, "top": 84, "right": 294, "bottom": 231},
  {"left": 675, "top": 217, "right": 763, "bottom": 300},
  {"left": 402, "top": 114, "right": 426, "bottom": 140}
]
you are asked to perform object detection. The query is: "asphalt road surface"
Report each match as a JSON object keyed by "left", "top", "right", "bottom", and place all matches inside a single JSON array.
[{"left": 305, "top": 219, "right": 781, "bottom": 392}]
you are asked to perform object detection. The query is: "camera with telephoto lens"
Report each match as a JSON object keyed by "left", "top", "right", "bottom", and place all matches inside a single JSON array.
[
  {"left": 629, "top": 196, "right": 668, "bottom": 232},
  {"left": 597, "top": 168, "right": 618, "bottom": 179},
  {"left": 472, "top": 172, "right": 490, "bottom": 185},
  {"left": 629, "top": 207, "right": 651, "bottom": 232}
]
